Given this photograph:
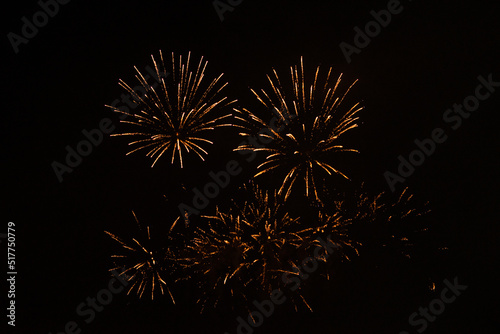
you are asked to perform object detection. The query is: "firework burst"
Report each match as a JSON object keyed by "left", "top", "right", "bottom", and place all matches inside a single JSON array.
[
  {"left": 311, "top": 210, "right": 361, "bottom": 263},
  {"left": 181, "top": 183, "right": 312, "bottom": 312},
  {"left": 107, "top": 51, "right": 236, "bottom": 168},
  {"left": 105, "top": 212, "right": 179, "bottom": 302},
  {"left": 179, "top": 207, "right": 253, "bottom": 312},
  {"left": 235, "top": 57, "right": 363, "bottom": 202}
]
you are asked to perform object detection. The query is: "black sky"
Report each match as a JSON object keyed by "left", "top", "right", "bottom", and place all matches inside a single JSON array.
[{"left": 2, "top": 0, "right": 500, "bottom": 333}]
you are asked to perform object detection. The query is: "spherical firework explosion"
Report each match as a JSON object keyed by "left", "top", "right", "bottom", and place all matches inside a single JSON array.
[
  {"left": 181, "top": 183, "right": 312, "bottom": 312},
  {"left": 105, "top": 212, "right": 179, "bottom": 302},
  {"left": 107, "top": 51, "right": 236, "bottom": 167},
  {"left": 235, "top": 57, "right": 363, "bottom": 202}
]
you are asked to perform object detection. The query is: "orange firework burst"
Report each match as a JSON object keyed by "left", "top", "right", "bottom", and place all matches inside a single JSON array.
[
  {"left": 235, "top": 57, "right": 363, "bottom": 202},
  {"left": 180, "top": 206, "right": 254, "bottom": 312},
  {"left": 105, "top": 212, "right": 179, "bottom": 302},
  {"left": 181, "top": 183, "right": 311, "bottom": 312},
  {"left": 107, "top": 51, "right": 236, "bottom": 168},
  {"left": 310, "top": 210, "right": 361, "bottom": 263}
]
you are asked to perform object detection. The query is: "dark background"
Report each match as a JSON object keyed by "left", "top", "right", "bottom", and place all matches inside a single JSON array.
[{"left": 2, "top": 0, "right": 499, "bottom": 333}]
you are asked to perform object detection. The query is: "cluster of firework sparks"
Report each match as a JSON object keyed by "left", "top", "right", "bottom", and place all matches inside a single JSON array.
[
  {"left": 106, "top": 51, "right": 236, "bottom": 168},
  {"left": 105, "top": 51, "right": 430, "bottom": 312}
]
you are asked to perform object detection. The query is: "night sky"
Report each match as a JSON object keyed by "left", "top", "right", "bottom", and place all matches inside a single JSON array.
[{"left": 3, "top": 0, "right": 500, "bottom": 333}]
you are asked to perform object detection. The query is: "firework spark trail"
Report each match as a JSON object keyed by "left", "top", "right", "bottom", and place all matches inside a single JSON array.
[
  {"left": 383, "top": 187, "right": 431, "bottom": 258},
  {"left": 328, "top": 185, "right": 431, "bottom": 260},
  {"left": 107, "top": 51, "right": 237, "bottom": 168},
  {"left": 105, "top": 212, "right": 179, "bottom": 302},
  {"left": 235, "top": 57, "right": 364, "bottom": 202}
]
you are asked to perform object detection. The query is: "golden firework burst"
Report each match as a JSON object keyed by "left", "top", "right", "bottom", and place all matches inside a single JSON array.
[
  {"left": 105, "top": 212, "right": 179, "bottom": 302},
  {"left": 235, "top": 57, "right": 363, "bottom": 202},
  {"left": 181, "top": 183, "right": 311, "bottom": 312},
  {"left": 107, "top": 51, "right": 236, "bottom": 168}
]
